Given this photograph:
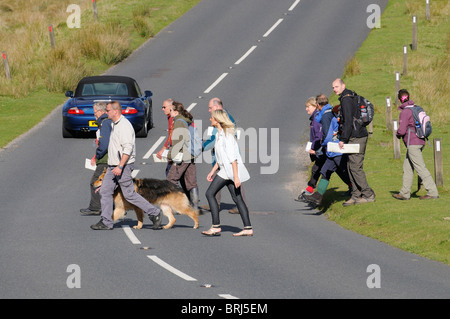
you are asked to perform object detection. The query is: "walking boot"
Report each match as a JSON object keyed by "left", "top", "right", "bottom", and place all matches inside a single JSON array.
[
  {"left": 303, "top": 192, "right": 323, "bottom": 207},
  {"left": 189, "top": 187, "right": 200, "bottom": 214}
]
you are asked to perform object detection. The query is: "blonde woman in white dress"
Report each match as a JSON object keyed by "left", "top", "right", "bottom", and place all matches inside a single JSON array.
[{"left": 202, "top": 109, "right": 253, "bottom": 237}]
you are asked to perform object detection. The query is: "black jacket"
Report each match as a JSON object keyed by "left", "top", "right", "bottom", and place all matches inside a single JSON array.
[{"left": 338, "top": 88, "right": 368, "bottom": 143}]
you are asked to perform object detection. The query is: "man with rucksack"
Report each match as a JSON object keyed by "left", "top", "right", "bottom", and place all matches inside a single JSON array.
[
  {"left": 393, "top": 89, "right": 439, "bottom": 200},
  {"left": 333, "top": 78, "right": 376, "bottom": 206}
]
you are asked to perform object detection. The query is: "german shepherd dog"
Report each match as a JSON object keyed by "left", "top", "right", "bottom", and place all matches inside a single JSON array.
[{"left": 93, "top": 168, "right": 199, "bottom": 230}]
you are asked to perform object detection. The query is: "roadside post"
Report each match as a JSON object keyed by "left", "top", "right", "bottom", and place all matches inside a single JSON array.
[
  {"left": 395, "top": 72, "right": 400, "bottom": 106},
  {"left": 433, "top": 138, "right": 443, "bottom": 186},
  {"left": 2, "top": 51, "right": 11, "bottom": 81},
  {"left": 93, "top": 0, "right": 98, "bottom": 20},
  {"left": 393, "top": 120, "right": 401, "bottom": 159},
  {"left": 402, "top": 46, "right": 408, "bottom": 75},
  {"left": 412, "top": 16, "right": 417, "bottom": 50},
  {"left": 386, "top": 96, "right": 392, "bottom": 131},
  {"left": 49, "top": 25, "right": 56, "bottom": 49}
]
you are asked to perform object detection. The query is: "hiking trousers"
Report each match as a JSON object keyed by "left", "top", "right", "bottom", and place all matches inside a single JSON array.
[
  {"left": 166, "top": 161, "right": 198, "bottom": 191},
  {"left": 100, "top": 164, "right": 160, "bottom": 228},
  {"left": 347, "top": 136, "right": 375, "bottom": 199},
  {"left": 399, "top": 144, "right": 439, "bottom": 198}
]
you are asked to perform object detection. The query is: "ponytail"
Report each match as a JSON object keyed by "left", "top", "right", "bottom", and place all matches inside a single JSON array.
[{"left": 172, "top": 101, "right": 193, "bottom": 121}]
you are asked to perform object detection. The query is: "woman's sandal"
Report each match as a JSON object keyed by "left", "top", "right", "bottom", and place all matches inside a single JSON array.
[
  {"left": 202, "top": 227, "right": 221, "bottom": 236},
  {"left": 233, "top": 229, "right": 253, "bottom": 237}
]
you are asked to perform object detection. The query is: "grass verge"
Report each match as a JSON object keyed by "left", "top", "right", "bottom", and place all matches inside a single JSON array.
[{"left": 324, "top": 0, "right": 450, "bottom": 265}]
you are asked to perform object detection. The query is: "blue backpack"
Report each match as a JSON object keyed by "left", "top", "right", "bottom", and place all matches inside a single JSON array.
[{"left": 176, "top": 118, "right": 203, "bottom": 158}]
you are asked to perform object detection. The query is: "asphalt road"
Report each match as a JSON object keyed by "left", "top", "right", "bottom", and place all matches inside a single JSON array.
[{"left": 1, "top": 0, "right": 449, "bottom": 302}]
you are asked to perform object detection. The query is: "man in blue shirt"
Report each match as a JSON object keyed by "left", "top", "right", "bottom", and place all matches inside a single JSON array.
[{"left": 80, "top": 102, "right": 112, "bottom": 216}]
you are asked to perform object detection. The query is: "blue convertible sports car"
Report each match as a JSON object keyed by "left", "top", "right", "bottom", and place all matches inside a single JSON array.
[{"left": 62, "top": 75, "right": 153, "bottom": 138}]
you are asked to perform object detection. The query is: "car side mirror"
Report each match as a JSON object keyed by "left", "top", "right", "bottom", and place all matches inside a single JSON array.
[
  {"left": 144, "top": 90, "right": 153, "bottom": 98},
  {"left": 65, "top": 91, "right": 74, "bottom": 98}
]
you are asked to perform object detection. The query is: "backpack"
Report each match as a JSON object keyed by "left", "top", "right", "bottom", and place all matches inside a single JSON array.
[
  {"left": 341, "top": 91, "right": 374, "bottom": 127},
  {"left": 406, "top": 105, "right": 432, "bottom": 139},
  {"left": 353, "top": 93, "right": 374, "bottom": 126},
  {"left": 176, "top": 118, "right": 203, "bottom": 158}
]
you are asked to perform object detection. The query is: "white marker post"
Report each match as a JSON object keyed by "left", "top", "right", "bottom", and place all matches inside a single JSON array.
[
  {"left": 433, "top": 138, "right": 443, "bottom": 186},
  {"left": 395, "top": 72, "right": 400, "bottom": 106},
  {"left": 385, "top": 96, "right": 392, "bottom": 131},
  {"left": 393, "top": 120, "right": 401, "bottom": 159},
  {"left": 412, "top": 16, "right": 417, "bottom": 51},
  {"left": 402, "top": 45, "right": 408, "bottom": 75}
]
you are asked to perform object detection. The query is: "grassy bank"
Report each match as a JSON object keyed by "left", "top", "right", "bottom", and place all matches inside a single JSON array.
[
  {"left": 0, "top": 0, "right": 201, "bottom": 147},
  {"left": 325, "top": 0, "right": 450, "bottom": 265}
]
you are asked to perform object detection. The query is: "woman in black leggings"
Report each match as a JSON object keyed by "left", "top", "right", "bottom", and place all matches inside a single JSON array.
[{"left": 202, "top": 110, "right": 253, "bottom": 237}]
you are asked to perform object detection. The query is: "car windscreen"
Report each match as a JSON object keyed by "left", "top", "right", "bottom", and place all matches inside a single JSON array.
[{"left": 80, "top": 82, "right": 129, "bottom": 96}]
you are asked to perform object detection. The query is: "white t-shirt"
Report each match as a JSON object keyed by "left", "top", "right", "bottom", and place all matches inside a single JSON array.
[{"left": 214, "top": 129, "right": 249, "bottom": 183}]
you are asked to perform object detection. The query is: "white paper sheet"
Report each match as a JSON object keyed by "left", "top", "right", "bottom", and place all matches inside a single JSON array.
[
  {"left": 305, "top": 141, "right": 312, "bottom": 152},
  {"left": 327, "top": 142, "right": 360, "bottom": 154},
  {"left": 85, "top": 158, "right": 96, "bottom": 171}
]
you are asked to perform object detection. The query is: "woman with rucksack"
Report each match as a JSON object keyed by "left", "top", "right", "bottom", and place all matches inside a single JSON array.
[
  {"left": 166, "top": 101, "right": 200, "bottom": 211},
  {"left": 393, "top": 89, "right": 439, "bottom": 200}
]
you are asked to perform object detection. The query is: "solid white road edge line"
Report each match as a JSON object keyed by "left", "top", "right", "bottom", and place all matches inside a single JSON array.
[
  {"left": 147, "top": 255, "right": 197, "bottom": 281},
  {"left": 263, "top": 18, "right": 283, "bottom": 37},
  {"left": 121, "top": 225, "right": 141, "bottom": 245},
  {"left": 235, "top": 45, "right": 257, "bottom": 65},
  {"left": 204, "top": 73, "right": 228, "bottom": 94}
]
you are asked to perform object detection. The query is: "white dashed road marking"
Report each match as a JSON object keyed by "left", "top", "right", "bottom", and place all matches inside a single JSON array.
[
  {"left": 143, "top": 136, "right": 166, "bottom": 160},
  {"left": 147, "top": 255, "right": 197, "bottom": 281},
  {"left": 235, "top": 45, "right": 257, "bottom": 65},
  {"left": 219, "top": 294, "right": 239, "bottom": 299},
  {"left": 122, "top": 225, "right": 141, "bottom": 244},
  {"left": 289, "top": 0, "right": 301, "bottom": 11},
  {"left": 263, "top": 18, "right": 283, "bottom": 37},
  {"left": 204, "top": 73, "right": 228, "bottom": 94}
]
